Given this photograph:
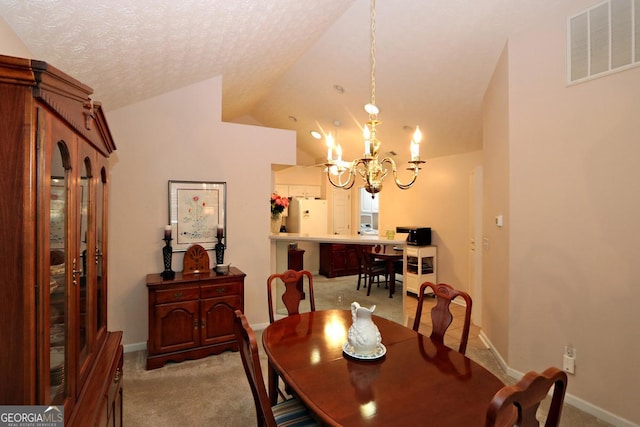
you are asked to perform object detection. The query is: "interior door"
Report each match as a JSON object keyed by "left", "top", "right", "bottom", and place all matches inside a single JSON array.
[{"left": 331, "top": 188, "right": 350, "bottom": 235}]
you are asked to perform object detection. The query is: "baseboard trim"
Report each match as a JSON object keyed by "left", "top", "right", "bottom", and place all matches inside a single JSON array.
[
  {"left": 478, "top": 331, "right": 638, "bottom": 427},
  {"left": 124, "top": 341, "right": 147, "bottom": 354}
]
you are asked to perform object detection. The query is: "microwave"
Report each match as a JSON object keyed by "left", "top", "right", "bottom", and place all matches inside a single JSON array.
[{"left": 396, "top": 226, "right": 431, "bottom": 246}]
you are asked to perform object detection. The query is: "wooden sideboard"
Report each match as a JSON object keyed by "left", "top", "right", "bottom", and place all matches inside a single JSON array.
[
  {"left": 319, "top": 243, "right": 370, "bottom": 278},
  {"left": 146, "top": 268, "right": 245, "bottom": 369}
]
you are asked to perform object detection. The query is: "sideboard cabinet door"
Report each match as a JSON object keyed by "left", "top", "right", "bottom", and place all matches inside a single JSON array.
[{"left": 154, "top": 300, "right": 201, "bottom": 353}]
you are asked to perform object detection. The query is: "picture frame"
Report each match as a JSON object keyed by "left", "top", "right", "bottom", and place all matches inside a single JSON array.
[{"left": 168, "top": 180, "right": 226, "bottom": 252}]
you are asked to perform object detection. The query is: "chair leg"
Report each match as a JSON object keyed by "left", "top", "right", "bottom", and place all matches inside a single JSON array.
[{"left": 366, "top": 274, "right": 373, "bottom": 296}]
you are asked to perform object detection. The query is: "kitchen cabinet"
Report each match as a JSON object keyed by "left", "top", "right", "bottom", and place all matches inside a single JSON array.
[
  {"left": 404, "top": 246, "right": 437, "bottom": 295},
  {"left": 276, "top": 184, "right": 321, "bottom": 199},
  {"left": 146, "top": 268, "right": 245, "bottom": 369},
  {"left": 0, "top": 54, "right": 122, "bottom": 426},
  {"left": 360, "top": 190, "right": 379, "bottom": 213},
  {"left": 319, "top": 243, "right": 369, "bottom": 278},
  {"left": 288, "top": 184, "right": 321, "bottom": 198}
]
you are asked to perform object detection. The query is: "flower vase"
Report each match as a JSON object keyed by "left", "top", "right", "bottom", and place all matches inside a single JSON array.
[{"left": 270, "top": 215, "right": 282, "bottom": 234}]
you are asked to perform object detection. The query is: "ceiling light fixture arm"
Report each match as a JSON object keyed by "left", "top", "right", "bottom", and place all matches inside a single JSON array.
[
  {"left": 379, "top": 157, "right": 426, "bottom": 190},
  {"left": 324, "top": 160, "right": 358, "bottom": 190}
]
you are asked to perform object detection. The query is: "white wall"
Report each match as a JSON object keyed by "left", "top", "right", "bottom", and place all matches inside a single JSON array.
[
  {"left": 106, "top": 76, "right": 296, "bottom": 346},
  {"left": 482, "top": 0, "right": 640, "bottom": 423}
]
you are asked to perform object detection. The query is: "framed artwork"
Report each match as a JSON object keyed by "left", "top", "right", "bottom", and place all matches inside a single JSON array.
[{"left": 168, "top": 180, "right": 226, "bottom": 252}]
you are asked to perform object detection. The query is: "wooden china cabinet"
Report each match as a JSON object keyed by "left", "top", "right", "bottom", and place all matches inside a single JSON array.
[{"left": 0, "top": 55, "right": 122, "bottom": 426}]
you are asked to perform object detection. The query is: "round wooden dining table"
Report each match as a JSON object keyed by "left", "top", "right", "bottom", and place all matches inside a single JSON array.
[{"left": 262, "top": 309, "right": 505, "bottom": 427}]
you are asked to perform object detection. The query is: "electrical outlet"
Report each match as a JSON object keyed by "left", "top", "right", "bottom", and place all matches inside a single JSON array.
[{"left": 563, "top": 345, "right": 576, "bottom": 374}]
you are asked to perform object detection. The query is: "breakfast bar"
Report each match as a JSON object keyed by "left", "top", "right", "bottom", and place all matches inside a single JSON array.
[{"left": 269, "top": 232, "right": 407, "bottom": 277}]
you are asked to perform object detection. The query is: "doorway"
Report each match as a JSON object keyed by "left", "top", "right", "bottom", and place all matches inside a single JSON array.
[
  {"left": 331, "top": 188, "right": 350, "bottom": 235},
  {"left": 358, "top": 188, "right": 379, "bottom": 235}
]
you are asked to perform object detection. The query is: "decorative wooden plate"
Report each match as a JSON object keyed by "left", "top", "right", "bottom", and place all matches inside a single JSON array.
[{"left": 183, "top": 244, "right": 210, "bottom": 274}]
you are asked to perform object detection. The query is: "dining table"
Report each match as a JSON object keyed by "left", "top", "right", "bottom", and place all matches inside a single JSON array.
[{"left": 262, "top": 309, "right": 505, "bottom": 427}]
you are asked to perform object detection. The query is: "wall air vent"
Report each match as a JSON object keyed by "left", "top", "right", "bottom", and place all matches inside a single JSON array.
[{"left": 568, "top": 0, "right": 640, "bottom": 83}]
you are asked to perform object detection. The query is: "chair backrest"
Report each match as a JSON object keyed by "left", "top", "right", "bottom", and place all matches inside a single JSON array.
[
  {"left": 233, "top": 310, "right": 278, "bottom": 427},
  {"left": 267, "top": 269, "right": 316, "bottom": 323},
  {"left": 362, "top": 250, "right": 383, "bottom": 272},
  {"left": 486, "top": 367, "right": 568, "bottom": 427},
  {"left": 412, "top": 282, "right": 472, "bottom": 354}
]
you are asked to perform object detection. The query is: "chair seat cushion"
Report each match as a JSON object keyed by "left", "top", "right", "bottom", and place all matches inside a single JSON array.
[{"left": 272, "top": 397, "right": 319, "bottom": 426}]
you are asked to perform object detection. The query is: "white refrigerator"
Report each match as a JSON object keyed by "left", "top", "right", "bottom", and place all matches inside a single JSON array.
[{"left": 287, "top": 198, "right": 328, "bottom": 234}]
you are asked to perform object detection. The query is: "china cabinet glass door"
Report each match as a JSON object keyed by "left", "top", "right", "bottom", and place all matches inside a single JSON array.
[
  {"left": 48, "top": 141, "right": 69, "bottom": 405},
  {"left": 76, "top": 153, "right": 92, "bottom": 387},
  {"left": 96, "top": 164, "right": 108, "bottom": 337},
  {"left": 75, "top": 144, "right": 103, "bottom": 393}
]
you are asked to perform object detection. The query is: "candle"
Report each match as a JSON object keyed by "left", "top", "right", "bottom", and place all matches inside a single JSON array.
[
  {"left": 326, "top": 133, "right": 334, "bottom": 161},
  {"left": 411, "top": 141, "right": 419, "bottom": 161},
  {"left": 410, "top": 126, "right": 422, "bottom": 161},
  {"left": 217, "top": 224, "right": 224, "bottom": 238},
  {"left": 164, "top": 225, "right": 171, "bottom": 240}
]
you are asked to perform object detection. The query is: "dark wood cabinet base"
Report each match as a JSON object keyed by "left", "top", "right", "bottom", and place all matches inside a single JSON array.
[
  {"left": 146, "top": 341, "right": 238, "bottom": 370},
  {"left": 320, "top": 243, "right": 369, "bottom": 278},
  {"left": 146, "top": 268, "right": 245, "bottom": 370}
]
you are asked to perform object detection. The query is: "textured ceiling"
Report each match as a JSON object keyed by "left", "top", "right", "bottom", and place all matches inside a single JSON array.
[{"left": 1, "top": 0, "right": 565, "bottom": 165}]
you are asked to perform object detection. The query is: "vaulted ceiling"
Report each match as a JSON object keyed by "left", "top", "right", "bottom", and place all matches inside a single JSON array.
[{"left": 1, "top": 0, "right": 564, "bottom": 165}]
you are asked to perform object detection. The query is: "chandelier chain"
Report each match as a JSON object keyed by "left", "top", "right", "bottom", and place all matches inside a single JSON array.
[{"left": 369, "top": 0, "right": 376, "bottom": 108}]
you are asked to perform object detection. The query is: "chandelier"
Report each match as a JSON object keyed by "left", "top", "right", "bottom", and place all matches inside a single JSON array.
[{"left": 324, "top": 0, "right": 424, "bottom": 196}]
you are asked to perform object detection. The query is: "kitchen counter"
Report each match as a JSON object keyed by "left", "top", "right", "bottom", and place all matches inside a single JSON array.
[{"left": 269, "top": 232, "right": 407, "bottom": 246}]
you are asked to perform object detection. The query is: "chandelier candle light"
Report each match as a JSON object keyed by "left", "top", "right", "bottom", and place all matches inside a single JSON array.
[{"left": 325, "top": 0, "right": 425, "bottom": 196}]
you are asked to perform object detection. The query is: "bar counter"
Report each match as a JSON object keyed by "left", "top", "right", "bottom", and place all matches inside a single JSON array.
[
  {"left": 269, "top": 232, "right": 406, "bottom": 285},
  {"left": 269, "top": 232, "right": 407, "bottom": 246}
]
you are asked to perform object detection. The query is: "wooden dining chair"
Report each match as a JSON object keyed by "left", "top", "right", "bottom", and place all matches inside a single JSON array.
[
  {"left": 356, "top": 245, "right": 388, "bottom": 295},
  {"left": 412, "top": 282, "right": 473, "bottom": 354},
  {"left": 233, "top": 310, "right": 318, "bottom": 427},
  {"left": 486, "top": 367, "right": 568, "bottom": 427},
  {"left": 267, "top": 269, "right": 316, "bottom": 324}
]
